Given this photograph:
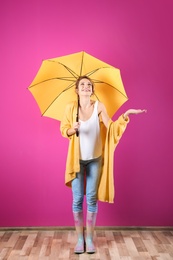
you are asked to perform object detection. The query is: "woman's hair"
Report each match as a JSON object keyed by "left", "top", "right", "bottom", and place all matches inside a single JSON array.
[{"left": 75, "top": 76, "right": 95, "bottom": 94}]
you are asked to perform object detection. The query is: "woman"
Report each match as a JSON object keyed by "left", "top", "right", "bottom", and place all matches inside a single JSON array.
[{"left": 60, "top": 76, "right": 146, "bottom": 254}]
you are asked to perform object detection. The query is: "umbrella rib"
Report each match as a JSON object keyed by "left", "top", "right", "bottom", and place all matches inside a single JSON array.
[
  {"left": 41, "top": 82, "right": 76, "bottom": 116},
  {"left": 80, "top": 51, "right": 84, "bottom": 76},
  {"left": 48, "top": 59, "right": 79, "bottom": 79},
  {"left": 59, "top": 63, "right": 79, "bottom": 78},
  {"left": 92, "top": 79, "right": 128, "bottom": 99},
  {"left": 85, "top": 67, "right": 113, "bottom": 77},
  {"left": 28, "top": 77, "right": 76, "bottom": 88}
]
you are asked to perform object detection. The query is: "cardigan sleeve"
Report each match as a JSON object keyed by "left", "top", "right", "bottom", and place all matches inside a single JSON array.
[
  {"left": 60, "top": 101, "right": 80, "bottom": 187},
  {"left": 111, "top": 115, "right": 130, "bottom": 145},
  {"left": 97, "top": 115, "right": 130, "bottom": 203}
]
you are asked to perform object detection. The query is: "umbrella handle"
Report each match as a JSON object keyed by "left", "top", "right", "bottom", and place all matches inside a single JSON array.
[
  {"left": 76, "top": 98, "right": 79, "bottom": 137},
  {"left": 76, "top": 129, "right": 79, "bottom": 137},
  {"left": 76, "top": 113, "right": 79, "bottom": 137}
]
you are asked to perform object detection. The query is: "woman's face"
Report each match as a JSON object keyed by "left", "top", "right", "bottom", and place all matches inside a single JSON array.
[{"left": 77, "top": 78, "right": 93, "bottom": 96}]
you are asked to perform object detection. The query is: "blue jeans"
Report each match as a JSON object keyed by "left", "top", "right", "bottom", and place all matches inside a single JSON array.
[{"left": 72, "top": 156, "right": 102, "bottom": 213}]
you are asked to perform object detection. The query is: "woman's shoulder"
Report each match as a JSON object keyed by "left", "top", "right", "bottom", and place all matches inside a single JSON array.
[
  {"left": 97, "top": 101, "right": 106, "bottom": 113},
  {"left": 91, "top": 100, "right": 100, "bottom": 106}
]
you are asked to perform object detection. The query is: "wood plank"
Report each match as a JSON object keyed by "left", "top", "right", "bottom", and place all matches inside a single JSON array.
[
  {"left": 132, "top": 236, "right": 147, "bottom": 252},
  {"left": 124, "top": 236, "right": 139, "bottom": 257}
]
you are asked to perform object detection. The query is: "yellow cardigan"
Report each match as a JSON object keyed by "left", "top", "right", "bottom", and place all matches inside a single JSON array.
[{"left": 60, "top": 101, "right": 129, "bottom": 203}]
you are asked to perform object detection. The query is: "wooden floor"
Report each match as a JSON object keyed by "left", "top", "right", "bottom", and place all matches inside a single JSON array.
[{"left": 0, "top": 229, "right": 173, "bottom": 260}]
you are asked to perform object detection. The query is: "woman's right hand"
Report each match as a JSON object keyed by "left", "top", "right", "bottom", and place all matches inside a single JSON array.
[
  {"left": 67, "top": 122, "right": 81, "bottom": 136},
  {"left": 73, "top": 122, "right": 80, "bottom": 132}
]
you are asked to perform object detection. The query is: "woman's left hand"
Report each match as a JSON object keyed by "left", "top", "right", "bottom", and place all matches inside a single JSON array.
[{"left": 124, "top": 109, "right": 147, "bottom": 120}]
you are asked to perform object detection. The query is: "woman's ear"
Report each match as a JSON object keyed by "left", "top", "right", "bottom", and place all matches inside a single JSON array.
[{"left": 75, "top": 88, "right": 78, "bottom": 94}]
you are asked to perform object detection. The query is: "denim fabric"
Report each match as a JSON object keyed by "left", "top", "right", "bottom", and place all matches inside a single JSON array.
[{"left": 71, "top": 156, "right": 102, "bottom": 213}]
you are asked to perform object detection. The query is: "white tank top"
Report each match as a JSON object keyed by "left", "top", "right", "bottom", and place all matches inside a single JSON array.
[{"left": 79, "top": 101, "right": 102, "bottom": 160}]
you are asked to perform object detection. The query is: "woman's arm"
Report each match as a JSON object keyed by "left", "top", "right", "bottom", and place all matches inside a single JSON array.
[
  {"left": 98, "top": 102, "right": 110, "bottom": 128},
  {"left": 98, "top": 102, "right": 147, "bottom": 128}
]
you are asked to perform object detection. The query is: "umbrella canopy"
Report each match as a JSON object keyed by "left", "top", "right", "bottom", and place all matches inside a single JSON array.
[{"left": 28, "top": 51, "right": 128, "bottom": 121}]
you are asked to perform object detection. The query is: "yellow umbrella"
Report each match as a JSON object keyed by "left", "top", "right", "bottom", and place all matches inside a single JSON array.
[{"left": 28, "top": 51, "right": 128, "bottom": 121}]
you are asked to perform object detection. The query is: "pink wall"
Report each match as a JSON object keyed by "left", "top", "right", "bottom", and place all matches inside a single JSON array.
[{"left": 0, "top": 0, "right": 173, "bottom": 227}]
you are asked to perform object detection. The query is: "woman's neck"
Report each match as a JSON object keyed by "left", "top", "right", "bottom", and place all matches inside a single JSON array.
[{"left": 79, "top": 96, "right": 91, "bottom": 109}]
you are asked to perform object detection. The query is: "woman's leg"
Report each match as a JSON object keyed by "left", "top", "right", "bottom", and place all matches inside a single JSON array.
[
  {"left": 85, "top": 157, "right": 102, "bottom": 253},
  {"left": 71, "top": 164, "right": 85, "bottom": 253}
]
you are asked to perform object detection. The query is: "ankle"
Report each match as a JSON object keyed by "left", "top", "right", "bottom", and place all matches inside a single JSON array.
[
  {"left": 77, "top": 236, "right": 84, "bottom": 242},
  {"left": 86, "top": 235, "right": 93, "bottom": 242}
]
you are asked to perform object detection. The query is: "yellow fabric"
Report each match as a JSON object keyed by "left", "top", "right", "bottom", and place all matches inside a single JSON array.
[{"left": 60, "top": 101, "right": 129, "bottom": 203}]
